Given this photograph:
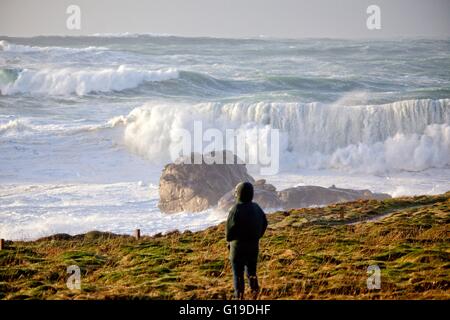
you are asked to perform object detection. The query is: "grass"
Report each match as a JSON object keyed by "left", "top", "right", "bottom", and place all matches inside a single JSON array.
[{"left": 0, "top": 192, "right": 449, "bottom": 300}]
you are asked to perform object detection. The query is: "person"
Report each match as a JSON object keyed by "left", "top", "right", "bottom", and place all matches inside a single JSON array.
[{"left": 226, "top": 181, "right": 268, "bottom": 299}]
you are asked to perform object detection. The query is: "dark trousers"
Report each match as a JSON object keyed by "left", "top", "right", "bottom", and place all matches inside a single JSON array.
[{"left": 231, "top": 255, "right": 260, "bottom": 299}]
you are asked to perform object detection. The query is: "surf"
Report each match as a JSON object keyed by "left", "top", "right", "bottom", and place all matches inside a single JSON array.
[
  {"left": 0, "top": 65, "right": 179, "bottom": 96},
  {"left": 110, "top": 98, "right": 450, "bottom": 174}
]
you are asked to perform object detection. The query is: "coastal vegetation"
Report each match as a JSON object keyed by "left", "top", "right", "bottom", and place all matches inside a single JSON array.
[{"left": 1, "top": 192, "right": 448, "bottom": 300}]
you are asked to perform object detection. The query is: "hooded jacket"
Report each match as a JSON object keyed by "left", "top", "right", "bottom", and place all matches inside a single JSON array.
[{"left": 226, "top": 182, "right": 268, "bottom": 244}]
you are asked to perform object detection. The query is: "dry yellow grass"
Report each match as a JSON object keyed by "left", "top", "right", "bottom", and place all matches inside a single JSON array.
[{"left": 0, "top": 192, "right": 449, "bottom": 300}]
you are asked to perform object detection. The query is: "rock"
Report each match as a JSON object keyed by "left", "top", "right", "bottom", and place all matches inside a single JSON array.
[
  {"left": 278, "top": 185, "right": 391, "bottom": 210},
  {"left": 158, "top": 150, "right": 391, "bottom": 213},
  {"left": 218, "top": 181, "right": 390, "bottom": 212},
  {"left": 158, "top": 151, "right": 254, "bottom": 213},
  {"left": 254, "top": 179, "right": 276, "bottom": 191},
  {"left": 254, "top": 179, "right": 266, "bottom": 186},
  {"left": 218, "top": 179, "right": 282, "bottom": 211}
]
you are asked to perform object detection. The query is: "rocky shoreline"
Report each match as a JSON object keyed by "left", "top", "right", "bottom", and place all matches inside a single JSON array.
[{"left": 158, "top": 151, "right": 390, "bottom": 213}]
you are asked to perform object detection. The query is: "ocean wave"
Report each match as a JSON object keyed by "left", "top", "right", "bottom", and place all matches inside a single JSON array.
[
  {"left": 0, "top": 68, "right": 241, "bottom": 97},
  {"left": 0, "top": 65, "right": 179, "bottom": 96},
  {"left": 109, "top": 98, "right": 450, "bottom": 173},
  {"left": 0, "top": 40, "right": 107, "bottom": 54},
  {"left": 0, "top": 68, "right": 20, "bottom": 87},
  {"left": 88, "top": 32, "right": 173, "bottom": 38},
  {"left": 0, "top": 63, "right": 445, "bottom": 100},
  {"left": 321, "top": 124, "right": 450, "bottom": 173},
  {"left": 0, "top": 116, "right": 125, "bottom": 138},
  {"left": 133, "top": 71, "right": 375, "bottom": 99},
  {"left": 0, "top": 40, "right": 39, "bottom": 53},
  {"left": 0, "top": 119, "right": 31, "bottom": 135},
  {"left": 178, "top": 72, "right": 363, "bottom": 93}
]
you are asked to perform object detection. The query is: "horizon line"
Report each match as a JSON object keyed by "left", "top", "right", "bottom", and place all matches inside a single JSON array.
[{"left": 1, "top": 32, "right": 449, "bottom": 42}]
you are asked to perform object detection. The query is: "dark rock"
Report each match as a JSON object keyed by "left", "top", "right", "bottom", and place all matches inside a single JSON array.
[
  {"left": 278, "top": 185, "right": 391, "bottom": 210},
  {"left": 158, "top": 151, "right": 254, "bottom": 213},
  {"left": 218, "top": 179, "right": 282, "bottom": 211}
]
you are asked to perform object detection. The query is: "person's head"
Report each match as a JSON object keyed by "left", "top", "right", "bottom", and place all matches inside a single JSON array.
[{"left": 234, "top": 182, "right": 254, "bottom": 203}]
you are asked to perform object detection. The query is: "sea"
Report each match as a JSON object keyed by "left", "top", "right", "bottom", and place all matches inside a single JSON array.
[{"left": 0, "top": 34, "right": 449, "bottom": 240}]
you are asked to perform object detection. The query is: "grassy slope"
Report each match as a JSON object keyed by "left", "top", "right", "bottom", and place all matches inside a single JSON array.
[{"left": 0, "top": 192, "right": 449, "bottom": 300}]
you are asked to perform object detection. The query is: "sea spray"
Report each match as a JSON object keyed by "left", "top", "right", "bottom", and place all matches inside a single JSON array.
[{"left": 111, "top": 99, "right": 450, "bottom": 173}]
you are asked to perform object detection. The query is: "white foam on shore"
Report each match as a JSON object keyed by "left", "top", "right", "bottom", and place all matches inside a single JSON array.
[
  {"left": 0, "top": 182, "right": 228, "bottom": 241},
  {"left": 257, "top": 168, "right": 450, "bottom": 198},
  {"left": 1, "top": 168, "right": 448, "bottom": 241}
]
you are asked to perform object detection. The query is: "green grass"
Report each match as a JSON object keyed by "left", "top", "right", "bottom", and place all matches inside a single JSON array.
[{"left": 0, "top": 192, "right": 449, "bottom": 300}]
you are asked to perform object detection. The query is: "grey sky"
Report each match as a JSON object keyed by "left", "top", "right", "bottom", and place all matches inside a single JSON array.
[{"left": 1, "top": 0, "right": 449, "bottom": 38}]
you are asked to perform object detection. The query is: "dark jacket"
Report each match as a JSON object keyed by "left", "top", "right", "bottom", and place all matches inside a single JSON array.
[{"left": 226, "top": 182, "right": 268, "bottom": 261}]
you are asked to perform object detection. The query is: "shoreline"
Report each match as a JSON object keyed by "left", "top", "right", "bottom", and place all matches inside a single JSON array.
[
  {"left": 1, "top": 190, "right": 449, "bottom": 242},
  {"left": 2, "top": 169, "right": 450, "bottom": 241},
  {"left": 2, "top": 190, "right": 448, "bottom": 244},
  {"left": 1, "top": 191, "right": 448, "bottom": 299}
]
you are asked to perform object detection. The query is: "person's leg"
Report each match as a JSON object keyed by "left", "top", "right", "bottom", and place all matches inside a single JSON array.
[
  {"left": 231, "top": 259, "right": 245, "bottom": 299},
  {"left": 246, "top": 254, "right": 260, "bottom": 299}
]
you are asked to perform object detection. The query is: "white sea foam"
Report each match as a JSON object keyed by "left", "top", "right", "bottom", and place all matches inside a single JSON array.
[
  {"left": 88, "top": 32, "right": 172, "bottom": 38},
  {"left": 0, "top": 40, "right": 106, "bottom": 53},
  {"left": 110, "top": 99, "right": 450, "bottom": 174},
  {"left": 0, "top": 119, "right": 31, "bottom": 135},
  {"left": 0, "top": 40, "right": 40, "bottom": 53},
  {"left": 0, "top": 117, "right": 111, "bottom": 138},
  {"left": 0, "top": 182, "right": 228, "bottom": 241},
  {"left": 323, "top": 124, "right": 450, "bottom": 173},
  {"left": 2, "top": 169, "right": 449, "bottom": 240},
  {"left": 0, "top": 65, "right": 179, "bottom": 95}
]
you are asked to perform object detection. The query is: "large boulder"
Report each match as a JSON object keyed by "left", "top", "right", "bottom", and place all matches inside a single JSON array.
[
  {"left": 158, "top": 151, "right": 254, "bottom": 213},
  {"left": 278, "top": 185, "right": 391, "bottom": 210},
  {"left": 218, "top": 179, "right": 283, "bottom": 211}
]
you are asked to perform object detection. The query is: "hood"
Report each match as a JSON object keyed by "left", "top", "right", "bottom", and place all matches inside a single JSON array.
[{"left": 234, "top": 182, "right": 254, "bottom": 203}]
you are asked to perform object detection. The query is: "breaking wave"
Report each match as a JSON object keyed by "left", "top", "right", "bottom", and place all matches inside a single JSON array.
[
  {"left": 0, "top": 119, "right": 31, "bottom": 135},
  {"left": 109, "top": 98, "right": 450, "bottom": 173},
  {"left": 0, "top": 40, "right": 106, "bottom": 53},
  {"left": 0, "top": 65, "right": 179, "bottom": 96}
]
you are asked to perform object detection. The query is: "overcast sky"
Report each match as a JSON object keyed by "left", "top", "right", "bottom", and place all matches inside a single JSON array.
[{"left": 1, "top": 0, "right": 449, "bottom": 38}]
